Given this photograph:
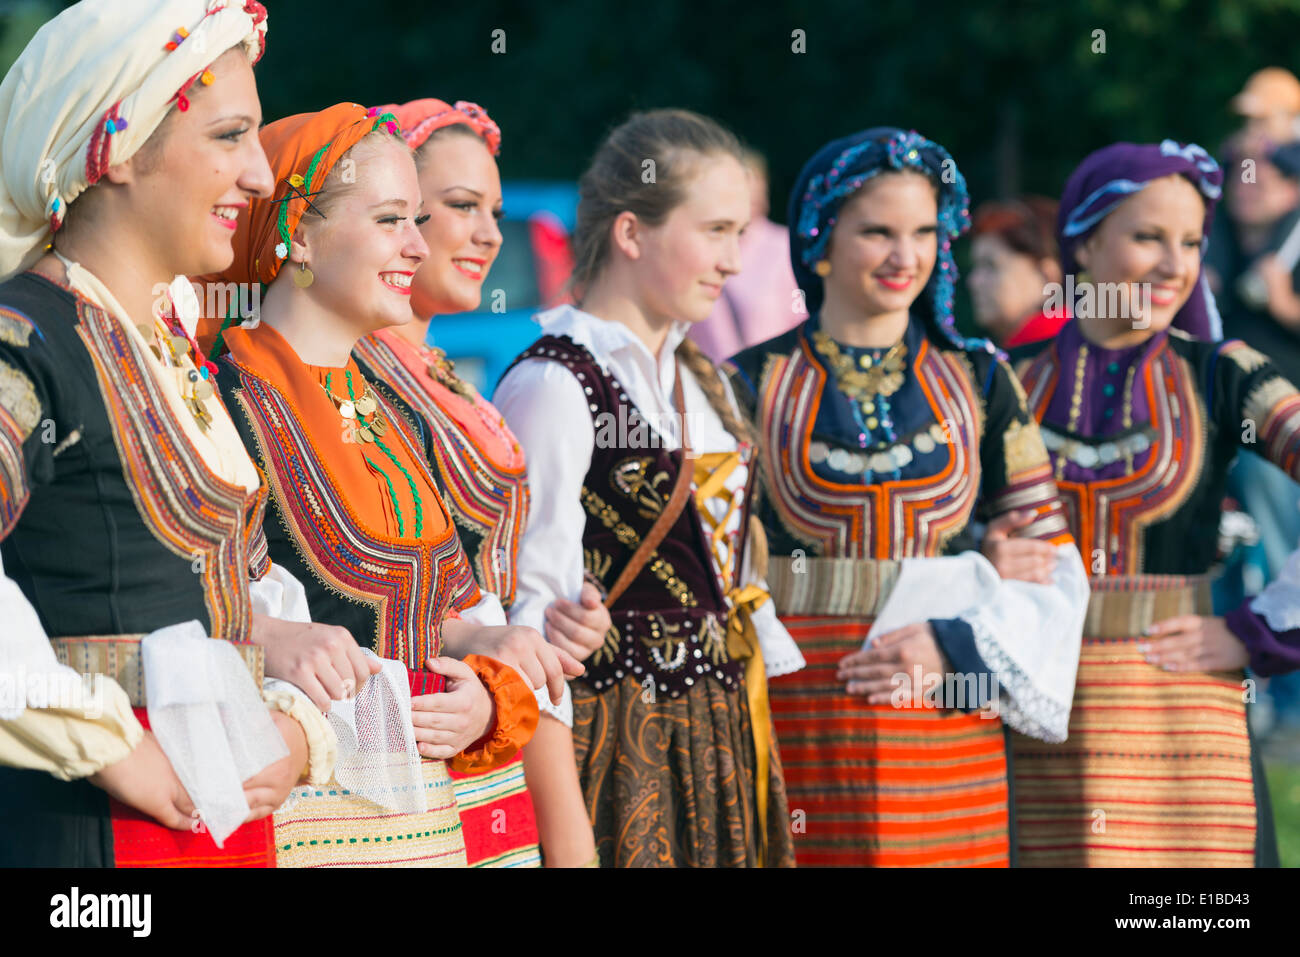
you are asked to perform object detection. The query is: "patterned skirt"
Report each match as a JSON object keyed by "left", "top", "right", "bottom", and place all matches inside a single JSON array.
[
  {"left": 272, "top": 758, "right": 467, "bottom": 868},
  {"left": 449, "top": 753, "right": 542, "bottom": 867},
  {"left": 571, "top": 674, "right": 795, "bottom": 867},
  {"left": 1013, "top": 575, "right": 1262, "bottom": 867},
  {"left": 771, "top": 615, "right": 1010, "bottom": 867}
]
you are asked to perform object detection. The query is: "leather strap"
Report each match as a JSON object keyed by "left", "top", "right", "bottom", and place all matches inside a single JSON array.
[{"left": 604, "top": 361, "right": 694, "bottom": 609}]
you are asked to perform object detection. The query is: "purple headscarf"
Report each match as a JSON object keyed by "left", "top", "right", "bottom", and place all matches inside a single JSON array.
[{"left": 1057, "top": 140, "right": 1225, "bottom": 340}]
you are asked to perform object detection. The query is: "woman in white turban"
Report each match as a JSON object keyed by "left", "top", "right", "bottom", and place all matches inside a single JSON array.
[{"left": 0, "top": 0, "right": 363, "bottom": 867}]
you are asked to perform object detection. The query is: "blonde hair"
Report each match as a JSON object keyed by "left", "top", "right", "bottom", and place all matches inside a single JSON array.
[
  {"left": 674, "top": 335, "right": 768, "bottom": 579},
  {"left": 304, "top": 129, "right": 413, "bottom": 222}
]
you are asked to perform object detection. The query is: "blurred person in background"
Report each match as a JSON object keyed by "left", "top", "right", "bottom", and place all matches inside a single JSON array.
[
  {"left": 1230, "top": 67, "right": 1300, "bottom": 145},
  {"left": 968, "top": 196, "right": 1067, "bottom": 348},
  {"left": 688, "top": 148, "right": 806, "bottom": 362},
  {"left": 1207, "top": 132, "right": 1300, "bottom": 736}
]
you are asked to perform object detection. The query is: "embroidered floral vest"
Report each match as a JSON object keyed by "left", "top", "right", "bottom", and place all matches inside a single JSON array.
[
  {"left": 507, "top": 335, "right": 738, "bottom": 697},
  {"left": 355, "top": 333, "right": 529, "bottom": 607}
]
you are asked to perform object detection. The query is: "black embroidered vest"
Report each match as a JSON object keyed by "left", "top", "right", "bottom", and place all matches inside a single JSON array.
[{"left": 507, "top": 335, "right": 739, "bottom": 696}]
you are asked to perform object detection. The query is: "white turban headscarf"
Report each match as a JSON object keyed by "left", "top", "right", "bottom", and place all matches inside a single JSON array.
[{"left": 0, "top": 0, "right": 270, "bottom": 282}]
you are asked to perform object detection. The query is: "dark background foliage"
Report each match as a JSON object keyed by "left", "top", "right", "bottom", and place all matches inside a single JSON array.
[{"left": 4, "top": 0, "right": 1299, "bottom": 216}]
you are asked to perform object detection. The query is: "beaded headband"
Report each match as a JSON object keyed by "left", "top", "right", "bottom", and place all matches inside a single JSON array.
[
  {"left": 400, "top": 100, "right": 501, "bottom": 156},
  {"left": 791, "top": 128, "right": 996, "bottom": 355}
]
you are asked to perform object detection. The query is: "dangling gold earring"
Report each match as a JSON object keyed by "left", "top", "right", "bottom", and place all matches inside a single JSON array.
[
  {"left": 1076, "top": 269, "right": 1091, "bottom": 287},
  {"left": 293, "top": 260, "right": 315, "bottom": 288},
  {"left": 814, "top": 259, "right": 832, "bottom": 278}
]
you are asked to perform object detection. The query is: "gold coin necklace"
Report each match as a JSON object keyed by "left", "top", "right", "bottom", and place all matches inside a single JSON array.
[
  {"left": 422, "top": 344, "right": 477, "bottom": 401},
  {"left": 416, "top": 341, "right": 516, "bottom": 451},
  {"left": 149, "top": 311, "right": 216, "bottom": 433},
  {"left": 812, "top": 329, "right": 907, "bottom": 440},
  {"left": 323, "top": 370, "right": 423, "bottom": 538}
]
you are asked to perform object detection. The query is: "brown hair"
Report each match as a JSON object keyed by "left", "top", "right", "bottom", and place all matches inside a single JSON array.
[
  {"left": 571, "top": 109, "right": 763, "bottom": 570},
  {"left": 971, "top": 195, "right": 1059, "bottom": 261},
  {"left": 674, "top": 335, "right": 768, "bottom": 579},
  {"left": 569, "top": 108, "right": 745, "bottom": 299}
]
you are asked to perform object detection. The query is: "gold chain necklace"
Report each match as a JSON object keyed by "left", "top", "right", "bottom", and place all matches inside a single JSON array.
[
  {"left": 422, "top": 344, "right": 477, "bottom": 401},
  {"left": 812, "top": 330, "right": 908, "bottom": 415}
]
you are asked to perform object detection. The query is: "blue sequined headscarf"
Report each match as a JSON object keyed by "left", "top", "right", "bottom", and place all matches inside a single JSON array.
[{"left": 788, "top": 126, "right": 996, "bottom": 355}]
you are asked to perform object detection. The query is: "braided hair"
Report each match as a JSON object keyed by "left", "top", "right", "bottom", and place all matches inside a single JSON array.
[{"left": 675, "top": 336, "right": 768, "bottom": 580}]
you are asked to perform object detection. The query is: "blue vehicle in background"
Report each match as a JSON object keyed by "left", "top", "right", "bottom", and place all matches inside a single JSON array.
[{"left": 425, "top": 181, "right": 578, "bottom": 396}]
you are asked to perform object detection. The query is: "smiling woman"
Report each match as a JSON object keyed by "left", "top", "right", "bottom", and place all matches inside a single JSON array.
[
  {"left": 725, "top": 127, "right": 1088, "bottom": 868},
  {"left": 198, "top": 102, "right": 541, "bottom": 867},
  {"left": 495, "top": 108, "right": 803, "bottom": 868},
  {"left": 1009, "top": 140, "right": 1300, "bottom": 868},
  {"left": 350, "top": 97, "right": 598, "bottom": 869},
  {"left": 0, "top": 0, "right": 355, "bottom": 869}
]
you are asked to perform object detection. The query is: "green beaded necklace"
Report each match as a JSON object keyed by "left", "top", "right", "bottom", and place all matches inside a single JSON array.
[{"left": 325, "top": 370, "right": 424, "bottom": 538}]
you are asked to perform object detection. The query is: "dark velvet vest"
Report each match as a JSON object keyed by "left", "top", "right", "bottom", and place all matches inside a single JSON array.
[{"left": 507, "top": 335, "right": 738, "bottom": 697}]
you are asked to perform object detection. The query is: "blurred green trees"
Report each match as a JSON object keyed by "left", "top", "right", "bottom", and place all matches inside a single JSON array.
[{"left": 5, "top": 0, "right": 1298, "bottom": 213}]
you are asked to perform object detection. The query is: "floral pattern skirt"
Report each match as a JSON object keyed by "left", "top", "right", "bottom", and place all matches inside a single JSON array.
[{"left": 571, "top": 675, "right": 795, "bottom": 867}]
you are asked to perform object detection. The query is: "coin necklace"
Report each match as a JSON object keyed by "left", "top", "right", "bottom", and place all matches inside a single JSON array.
[
  {"left": 323, "top": 370, "right": 423, "bottom": 538},
  {"left": 423, "top": 344, "right": 477, "bottom": 401},
  {"left": 812, "top": 329, "right": 907, "bottom": 438},
  {"left": 322, "top": 370, "right": 388, "bottom": 443},
  {"left": 149, "top": 303, "right": 217, "bottom": 433}
]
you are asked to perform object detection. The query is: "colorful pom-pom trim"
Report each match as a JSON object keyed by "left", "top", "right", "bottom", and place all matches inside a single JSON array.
[
  {"left": 368, "top": 111, "right": 402, "bottom": 137},
  {"left": 85, "top": 101, "right": 126, "bottom": 187},
  {"left": 164, "top": 26, "right": 189, "bottom": 52}
]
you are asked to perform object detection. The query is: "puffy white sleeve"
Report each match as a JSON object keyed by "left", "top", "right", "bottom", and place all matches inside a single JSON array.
[
  {"left": 716, "top": 374, "right": 805, "bottom": 679},
  {"left": 494, "top": 359, "right": 593, "bottom": 729},
  {"left": 740, "top": 549, "right": 806, "bottom": 679},
  {"left": 864, "top": 546, "right": 1089, "bottom": 743},
  {"left": 0, "top": 551, "right": 144, "bottom": 779},
  {"left": 248, "top": 562, "right": 313, "bottom": 624},
  {"left": 494, "top": 359, "right": 593, "bottom": 635}
]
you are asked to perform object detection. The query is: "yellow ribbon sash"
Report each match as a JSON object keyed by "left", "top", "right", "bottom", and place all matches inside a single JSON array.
[{"left": 693, "top": 450, "right": 775, "bottom": 866}]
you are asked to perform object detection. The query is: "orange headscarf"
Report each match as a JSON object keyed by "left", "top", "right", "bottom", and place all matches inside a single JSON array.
[
  {"left": 228, "top": 101, "right": 402, "bottom": 287},
  {"left": 196, "top": 101, "right": 401, "bottom": 355},
  {"left": 377, "top": 98, "right": 501, "bottom": 156},
  {"left": 199, "top": 101, "right": 447, "bottom": 544}
]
